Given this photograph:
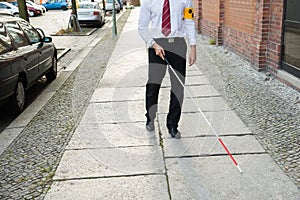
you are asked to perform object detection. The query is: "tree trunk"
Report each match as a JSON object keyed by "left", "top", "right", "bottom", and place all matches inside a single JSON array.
[
  {"left": 17, "top": 0, "right": 29, "bottom": 22},
  {"left": 71, "top": 0, "right": 80, "bottom": 32}
]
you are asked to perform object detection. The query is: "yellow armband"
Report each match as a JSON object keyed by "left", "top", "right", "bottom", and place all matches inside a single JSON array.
[{"left": 183, "top": 8, "right": 194, "bottom": 20}]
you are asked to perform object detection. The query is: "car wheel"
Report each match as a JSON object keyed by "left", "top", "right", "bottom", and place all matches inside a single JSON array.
[
  {"left": 29, "top": 11, "right": 35, "bottom": 17},
  {"left": 13, "top": 12, "right": 19, "bottom": 17},
  {"left": 11, "top": 78, "right": 26, "bottom": 114},
  {"left": 96, "top": 19, "right": 102, "bottom": 28},
  {"left": 46, "top": 56, "right": 57, "bottom": 82},
  {"left": 61, "top": 6, "right": 67, "bottom": 10}
]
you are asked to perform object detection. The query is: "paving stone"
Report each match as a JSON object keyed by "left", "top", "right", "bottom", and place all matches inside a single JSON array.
[
  {"left": 158, "top": 96, "right": 231, "bottom": 113},
  {"left": 162, "top": 75, "right": 209, "bottom": 88},
  {"left": 98, "top": 66, "right": 147, "bottom": 88},
  {"left": 90, "top": 87, "right": 145, "bottom": 102},
  {"left": 67, "top": 122, "right": 159, "bottom": 149},
  {"left": 45, "top": 175, "right": 169, "bottom": 200},
  {"left": 164, "top": 68, "right": 203, "bottom": 78},
  {"left": 163, "top": 135, "right": 265, "bottom": 157},
  {"left": 166, "top": 154, "right": 300, "bottom": 200},
  {"left": 80, "top": 101, "right": 146, "bottom": 124},
  {"left": 160, "top": 85, "right": 221, "bottom": 100},
  {"left": 158, "top": 111, "right": 251, "bottom": 138},
  {"left": 53, "top": 146, "right": 165, "bottom": 180}
]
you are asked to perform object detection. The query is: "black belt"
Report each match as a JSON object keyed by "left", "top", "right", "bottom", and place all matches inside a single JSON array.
[{"left": 154, "top": 37, "right": 184, "bottom": 44}]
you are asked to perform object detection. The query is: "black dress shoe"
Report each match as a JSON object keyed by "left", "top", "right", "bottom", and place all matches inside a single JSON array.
[
  {"left": 168, "top": 128, "right": 181, "bottom": 139},
  {"left": 146, "top": 122, "right": 154, "bottom": 132}
]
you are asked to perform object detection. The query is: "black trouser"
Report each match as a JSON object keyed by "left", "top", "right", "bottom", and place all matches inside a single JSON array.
[{"left": 146, "top": 37, "right": 187, "bottom": 130}]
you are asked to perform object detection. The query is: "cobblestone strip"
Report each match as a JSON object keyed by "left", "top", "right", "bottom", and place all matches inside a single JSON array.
[
  {"left": 196, "top": 35, "right": 300, "bottom": 188},
  {"left": 0, "top": 11, "right": 131, "bottom": 200}
]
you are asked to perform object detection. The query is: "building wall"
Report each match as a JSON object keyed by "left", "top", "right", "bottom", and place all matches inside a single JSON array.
[
  {"left": 201, "top": 0, "right": 221, "bottom": 42},
  {"left": 266, "top": 0, "right": 284, "bottom": 72},
  {"left": 198, "top": 0, "right": 285, "bottom": 74},
  {"left": 223, "top": 0, "right": 256, "bottom": 61}
]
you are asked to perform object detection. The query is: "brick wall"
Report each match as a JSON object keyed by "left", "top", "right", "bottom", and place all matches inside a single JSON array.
[
  {"left": 201, "top": 0, "right": 221, "bottom": 42},
  {"left": 223, "top": 0, "right": 256, "bottom": 65},
  {"left": 198, "top": 0, "right": 284, "bottom": 74}
]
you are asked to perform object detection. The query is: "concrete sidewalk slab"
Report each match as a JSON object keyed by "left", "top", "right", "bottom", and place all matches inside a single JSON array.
[
  {"left": 45, "top": 175, "right": 169, "bottom": 200},
  {"left": 90, "top": 87, "right": 145, "bottom": 102},
  {"left": 98, "top": 67, "right": 147, "bottom": 88},
  {"left": 158, "top": 96, "right": 231, "bottom": 113},
  {"left": 163, "top": 135, "right": 265, "bottom": 157},
  {"left": 166, "top": 154, "right": 300, "bottom": 200},
  {"left": 66, "top": 122, "right": 159, "bottom": 149},
  {"left": 162, "top": 75, "right": 209, "bottom": 87},
  {"left": 158, "top": 111, "right": 251, "bottom": 137},
  {"left": 53, "top": 146, "right": 165, "bottom": 180},
  {"left": 165, "top": 69, "right": 203, "bottom": 77},
  {"left": 80, "top": 101, "right": 145, "bottom": 124},
  {"left": 160, "top": 85, "right": 221, "bottom": 99}
]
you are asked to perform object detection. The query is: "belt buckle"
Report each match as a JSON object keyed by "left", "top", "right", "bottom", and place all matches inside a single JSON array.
[{"left": 168, "top": 38, "right": 174, "bottom": 43}]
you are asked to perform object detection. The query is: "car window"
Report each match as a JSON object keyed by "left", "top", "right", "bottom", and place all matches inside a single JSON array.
[
  {"left": 79, "top": 4, "right": 95, "bottom": 9},
  {"left": 0, "top": 3, "right": 9, "bottom": 9},
  {"left": 0, "top": 22, "right": 13, "bottom": 54},
  {"left": 6, "top": 21, "right": 29, "bottom": 48},
  {"left": 18, "top": 20, "right": 41, "bottom": 44}
]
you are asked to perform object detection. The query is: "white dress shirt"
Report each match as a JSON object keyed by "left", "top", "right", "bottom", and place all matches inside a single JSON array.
[{"left": 138, "top": 0, "right": 197, "bottom": 47}]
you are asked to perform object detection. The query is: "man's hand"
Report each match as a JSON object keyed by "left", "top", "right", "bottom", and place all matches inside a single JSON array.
[
  {"left": 189, "top": 45, "right": 196, "bottom": 66},
  {"left": 153, "top": 42, "right": 165, "bottom": 60}
]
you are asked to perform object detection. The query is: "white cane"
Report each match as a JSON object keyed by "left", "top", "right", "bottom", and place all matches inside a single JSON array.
[{"left": 164, "top": 57, "right": 243, "bottom": 173}]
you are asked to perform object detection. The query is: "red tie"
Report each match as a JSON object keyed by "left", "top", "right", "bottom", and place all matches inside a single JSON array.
[{"left": 162, "top": 0, "right": 171, "bottom": 36}]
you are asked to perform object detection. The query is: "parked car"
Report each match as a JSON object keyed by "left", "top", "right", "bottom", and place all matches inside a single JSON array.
[
  {"left": 77, "top": 2, "right": 105, "bottom": 27},
  {"left": 105, "top": 0, "right": 120, "bottom": 13},
  {"left": 0, "top": 10, "right": 14, "bottom": 16},
  {"left": 42, "top": 0, "right": 69, "bottom": 10},
  {"left": 0, "top": 15, "right": 57, "bottom": 113},
  {"left": 26, "top": 3, "right": 43, "bottom": 16},
  {"left": 10, "top": 1, "right": 43, "bottom": 17},
  {"left": 0, "top": 2, "right": 19, "bottom": 17},
  {"left": 26, "top": 1, "right": 47, "bottom": 14}
]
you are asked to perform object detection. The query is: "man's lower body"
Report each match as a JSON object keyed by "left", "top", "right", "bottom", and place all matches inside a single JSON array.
[{"left": 145, "top": 37, "right": 187, "bottom": 138}]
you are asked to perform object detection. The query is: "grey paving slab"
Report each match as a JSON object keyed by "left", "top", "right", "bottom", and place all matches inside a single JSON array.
[
  {"left": 98, "top": 67, "right": 147, "bottom": 88},
  {"left": 53, "top": 146, "right": 165, "bottom": 180},
  {"left": 160, "top": 85, "right": 221, "bottom": 99},
  {"left": 0, "top": 128, "right": 23, "bottom": 155},
  {"left": 165, "top": 69, "right": 203, "bottom": 78},
  {"left": 162, "top": 75, "right": 209, "bottom": 88},
  {"left": 45, "top": 175, "right": 169, "bottom": 200},
  {"left": 80, "top": 101, "right": 145, "bottom": 124},
  {"left": 158, "top": 96, "right": 231, "bottom": 113},
  {"left": 90, "top": 87, "right": 145, "bottom": 102},
  {"left": 67, "top": 122, "right": 159, "bottom": 149},
  {"left": 186, "top": 69, "right": 203, "bottom": 76},
  {"left": 163, "top": 135, "right": 265, "bottom": 157},
  {"left": 158, "top": 111, "right": 251, "bottom": 137},
  {"left": 166, "top": 154, "right": 300, "bottom": 200}
]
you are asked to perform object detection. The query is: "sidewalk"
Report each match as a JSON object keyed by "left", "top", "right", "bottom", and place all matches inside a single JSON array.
[{"left": 44, "top": 8, "right": 300, "bottom": 199}]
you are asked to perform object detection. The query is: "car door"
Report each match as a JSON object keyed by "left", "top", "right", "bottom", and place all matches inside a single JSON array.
[
  {"left": 18, "top": 20, "right": 50, "bottom": 77},
  {"left": 0, "top": 21, "right": 18, "bottom": 101},
  {"left": 6, "top": 21, "right": 39, "bottom": 86},
  {"left": 26, "top": 22, "right": 53, "bottom": 75}
]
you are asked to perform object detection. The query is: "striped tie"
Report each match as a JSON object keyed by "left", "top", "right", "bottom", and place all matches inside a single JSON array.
[{"left": 162, "top": 0, "right": 171, "bottom": 37}]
